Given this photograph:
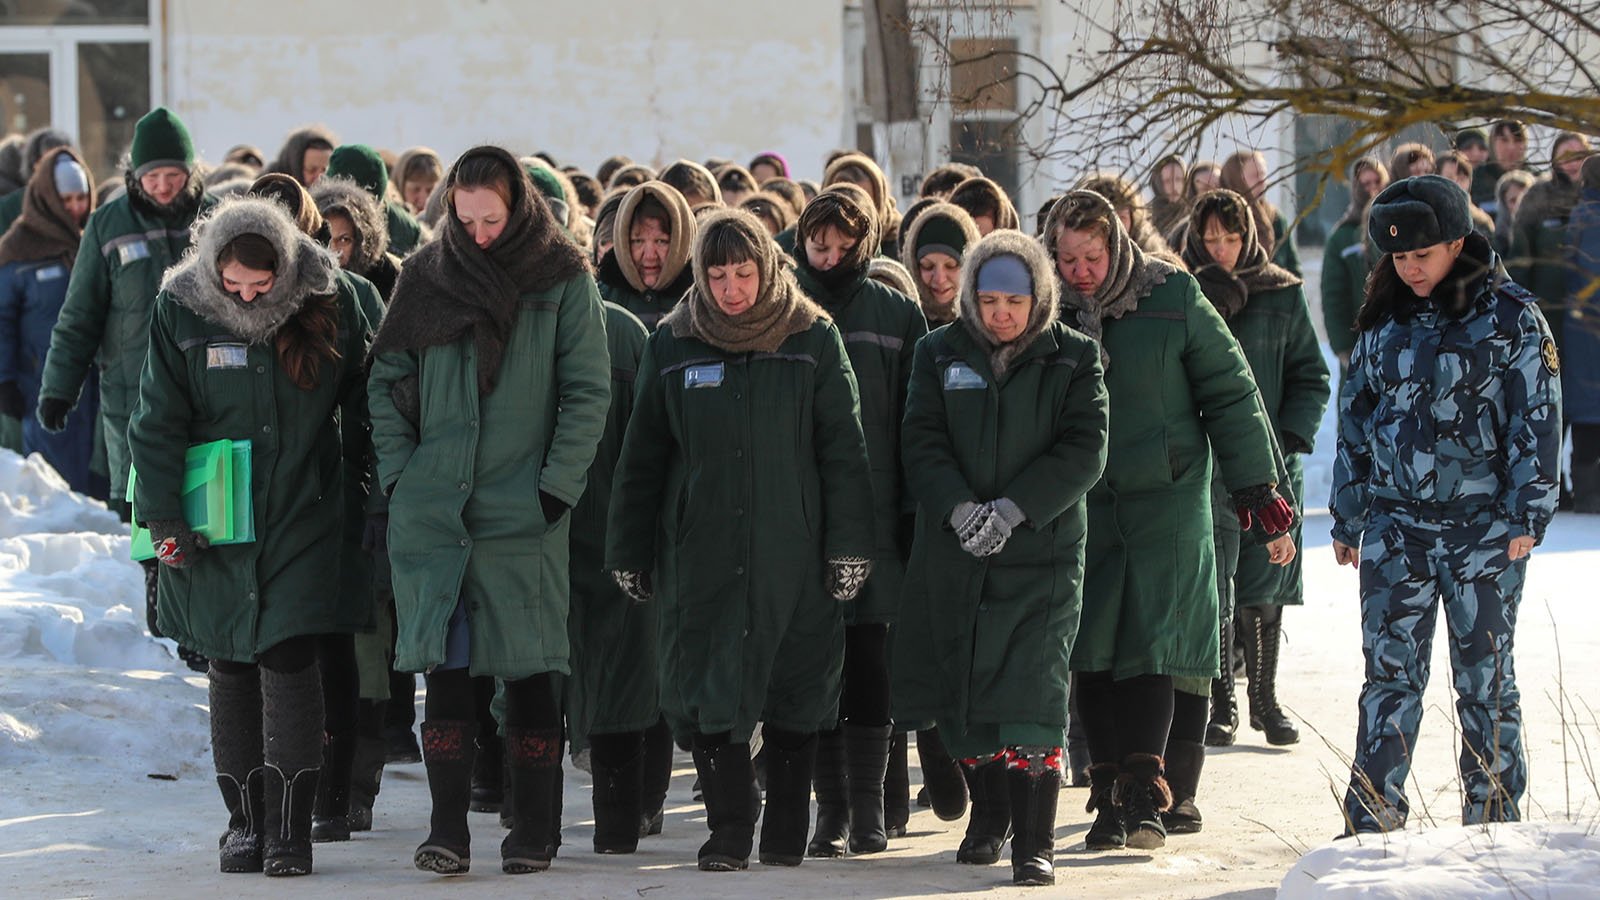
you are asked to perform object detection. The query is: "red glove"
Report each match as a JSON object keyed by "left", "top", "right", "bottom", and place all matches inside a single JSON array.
[{"left": 1232, "top": 485, "right": 1295, "bottom": 536}]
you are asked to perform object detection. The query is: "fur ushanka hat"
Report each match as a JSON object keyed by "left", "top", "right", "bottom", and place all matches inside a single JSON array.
[{"left": 1368, "top": 175, "right": 1473, "bottom": 254}]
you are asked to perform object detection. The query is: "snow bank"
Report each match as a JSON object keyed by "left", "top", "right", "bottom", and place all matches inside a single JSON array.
[
  {"left": 1282, "top": 821, "right": 1600, "bottom": 899},
  {"left": 0, "top": 449, "right": 209, "bottom": 776}
]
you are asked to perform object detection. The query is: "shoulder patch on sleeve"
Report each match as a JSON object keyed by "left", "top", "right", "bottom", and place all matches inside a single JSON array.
[{"left": 1542, "top": 336, "right": 1560, "bottom": 376}]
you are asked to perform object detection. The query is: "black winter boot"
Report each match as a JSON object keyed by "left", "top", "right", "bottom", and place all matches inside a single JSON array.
[
  {"left": 806, "top": 728, "right": 849, "bottom": 857},
  {"left": 757, "top": 729, "right": 816, "bottom": 866},
  {"left": 1082, "top": 763, "right": 1125, "bottom": 851},
  {"left": 347, "top": 734, "right": 384, "bottom": 832},
  {"left": 1161, "top": 739, "right": 1205, "bottom": 834},
  {"left": 692, "top": 735, "right": 756, "bottom": 871},
  {"left": 1206, "top": 622, "right": 1239, "bottom": 747},
  {"left": 589, "top": 732, "right": 644, "bottom": 854},
  {"left": 414, "top": 719, "right": 474, "bottom": 874},
  {"left": 260, "top": 663, "right": 323, "bottom": 876},
  {"left": 218, "top": 768, "right": 265, "bottom": 873},
  {"left": 956, "top": 760, "right": 1011, "bottom": 865},
  {"left": 1007, "top": 762, "right": 1061, "bottom": 886},
  {"left": 916, "top": 727, "right": 969, "bottom": 821},
  {"left": 1118, "top": 753, "right": 1172, "bottom": 851},
  {"left": 884, "top": 731, "right": 911, "bottom": 838},
  {"left": 1243, "top": 607, "right": 1300, "bottom": 746},
  {"left": 471, "top": 730, "right": 504, "bottom": 813},
  {"left": 263, "top": 763, "right": 320, "bottom": 876},
  {"left": 311, "top": 731, "right": 356, "bottom": 842},
  {"left": 845, "top": 723, "right": 893, "bottom": 853},
  {"left": 501, "top": 727, "right": 561, "bottom": 873},
  {"left": 640, "top": 717, "right": 673, "bottom": 837}
]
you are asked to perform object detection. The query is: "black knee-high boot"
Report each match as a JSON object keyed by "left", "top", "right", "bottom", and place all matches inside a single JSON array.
[
  {"left": 845, "top": 723, "right": 893, "bottom": 853},
  {"left": 589, "top": 731, "right": 644, "bottom": 854},
  {"left": 210, "top": 664, "right": 264, "bottom": 873},
  {"left": 260, "top": 664, "right": 324, "bottom": 876},
  {"left": 757, "top": 728, "right": 817, "bottom": 866},
  {"left": 1242, "top": 606, "right": 1299, "bottom": 745},
  {"left": 957, "top": 759, "right": 1012, "bottom": 865},
  {"left": 640, "top": 716, "right": 674, "bottom": 837},
  {"left": 917, "top": 727, "right": 969, "bottom": 821},
  {"left": 807, "top": 728, "right": 849, "bottom": 857},
  {"left": 1007, "top": 753, "right": 1061, "bottom": 886},
  {"left": 414, "top": 719, "right": 475, "bottom": 874},
  {"left": 1205, "top": 621, "right": 1239, "bottom": 747},
  {"left": 692, "top": 733, "right": 757, "bottom": 871},
  {"left": 884, "top": 731, "right": 911, "bottom": 838},
  {"left": 501, "top": 727, "right": 562, "bottom": 873}
]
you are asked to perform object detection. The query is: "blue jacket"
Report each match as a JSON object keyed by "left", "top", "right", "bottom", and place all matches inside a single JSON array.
[
  {"left": 1564, "top": 187, "right": 1600, "bottom": 424},
  {"left": 1331, "top": 237, "right": 1563, "bottom": 545}
]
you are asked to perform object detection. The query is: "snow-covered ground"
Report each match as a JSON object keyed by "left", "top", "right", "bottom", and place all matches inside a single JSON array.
[{"left": 4, "top": 249, "right": 1597, "bottom": 896}]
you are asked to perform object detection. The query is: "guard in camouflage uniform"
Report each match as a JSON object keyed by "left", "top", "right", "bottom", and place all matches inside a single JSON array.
[{"left": 1331, "top": 176, "right": 1562, "bottom": 834}]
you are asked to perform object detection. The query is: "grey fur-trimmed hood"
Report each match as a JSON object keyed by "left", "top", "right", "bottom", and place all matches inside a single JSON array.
[
  {"left": 956, "top": 228, "right": 1060, "bottom": 377},
  {"left": 161, "top": 195, "right": 340, "bottom": 344},
  {"left": 899, "top": 200, "right": 981, "bottom": 321},
  {"left": 311, "top": 175, "right": 389, "bottom": 277}
]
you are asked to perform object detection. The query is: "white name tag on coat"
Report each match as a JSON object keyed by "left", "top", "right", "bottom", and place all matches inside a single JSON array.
[
  {"left": 1542, "top": 218, "right": 1564, "bottom": 229},
  {"left": 35, "top": 264, "right": 67, "bottom": 281},
  {"left": 1340, "top": 244, "right": 1364, "bottom": 258},
  {"left": 117, "top": 240, "right": 150, "bottom": 265},
  {"left": 943, "top": 362, "right": 987, "bottom": 391},
  {"left": 206, "top": 343, "right": 248, "bottom": 369},
  {"left": 684, "top": 362, "right": 725, "bottom": 389}
]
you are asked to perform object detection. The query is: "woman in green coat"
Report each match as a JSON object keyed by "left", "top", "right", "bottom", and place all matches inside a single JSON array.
[
  {"left": 791, "top": 185, "right": 928, "bottom": 857},
  {"left": 897, "top": 229, "right": 1109, "bottom": 886},
  {"left": 595, "top": 181, "right": 695, "bottom": 330},
  {"left": 366, "top": 146, "right": 611, "bottom": 877},
  {"left": 127, "top": 196, "right": 374, "bottom": 876},
  {"left": 1221, "top": 150, "right": 1301, "bottom": 276},
  {"left": 1047, "top": 190, "right": 1285, "bottom": 853},
  {"left": 1321, "top": 158, "right": 1390, "bottom": 378},
  {"left": 605, "top": 208, "right": 875, "bottom": 872},
  {"left": 1509, "top": 131, "right": 1591, "bottom": 354}
]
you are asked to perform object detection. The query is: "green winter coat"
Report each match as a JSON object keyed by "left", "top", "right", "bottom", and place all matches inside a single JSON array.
[
  {"left": 566, "top": 301, "right": 659, "bottom": 741},
  {"left": 0, "top": 188, "right": 22, "bottom": 236},
  {"left": 1508, "top": 178, "right": 1576, "bottom": 352},
  {"left": 1320, "top": 220, "right": 1370, "bottom": 358},
  {"left": 1271, "top": 209, "right": 1301, "bottom": 276},
  {"left": 894, "top": 232, "right": 1108, "bottom": 755},
  {"left": 385, "top": 200, "right": 424, "bottom": 257},
  {"left": 793, "top": 262, "right": 927, "bottom": 625},
  {"left": 1069, "top": 272, "right": 1278, "bottom": 681},
  {"left": 1216, "top": 284, "right": 1329, "bottom": 607},
  {"left": 368, "top": 273, "right": 611, "bottom": 679},
  {"left": 604, "top": 317, "right": 875, "bottom": 741},
  {"left": 127, "top": 198, "right": 373, "bottom": 662},
  {"left": 40, "top": 178, "right": 208, "bottom": 504}
]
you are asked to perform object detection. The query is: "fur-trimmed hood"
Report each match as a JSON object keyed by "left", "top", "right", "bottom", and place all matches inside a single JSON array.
[
  {"left": 867, "top": 257, "right": 918, "bottom": 298},
  {"left": 161, "top": 195, "right": 340, "bottom": 344},
  {"left": 311, "top": 175, "right": 389, "bottom": 277},
  {"left": 824, "top": 152, "right": 901, "bottom": 247},
  {"left": 956, "top": 229, "right": 1060, "bottom": 377},
  {"left": 898, "top": 200, "right": 981, "bottom": 321},
  {"left": 612, "top": 181, "right": 695, "bottom": 293}
]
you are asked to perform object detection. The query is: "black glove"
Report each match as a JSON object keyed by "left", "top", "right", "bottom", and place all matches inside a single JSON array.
[
  {"left": 612, "top": 569, "right": 653, "bottom": 604},
  {"left": 539, "top": 490, "right": 568, "bottom": 523},
  {"left": 390, "top": 374, "right": 420, "bottom": 429},
  {"left": 147, "top": 518, "right": 209, "bottom": 569},
  {"left": 37, "top": 396, "right": 71, "bottom": 433},
  {"left": 361, "top": 513, "right": 389, "bottom": 553},
  {"left": 1279, "top": 430, "right": 1311, "bottom": 455},
  {"left": 0, "top": 381, "right": 23, "bottom": 419},
  {"left": 826, "top": 556, "right": 873, "bottom": 602}
]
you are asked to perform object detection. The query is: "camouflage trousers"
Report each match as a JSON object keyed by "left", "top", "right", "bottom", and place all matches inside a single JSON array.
[{"left": 1343, "top": 506, "right": 1527, "bottom": 832}]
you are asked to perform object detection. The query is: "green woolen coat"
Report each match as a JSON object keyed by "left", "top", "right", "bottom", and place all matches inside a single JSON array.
[
  {"left": 1320, "top": 220, "right": 1370, "bottom": 358},
  {"left": 894, "top": 320, "right": 1108, "bottom": 756},
  {"left": 128, "top": 282, "right": 374, "bottom": 662},
  {"left": 368, "top": 274, "right": 611, "bottom": 679},
  {"left": 565, "top": 301, "right": 659, "bottom": 742},
  {"left": 793, "top": 263, "right": 928, "bottom": 625},
  {"left": 1508, "top": 212, "right": 1570, "bottom": 352},
  {"left": 40, "top": 189, "right": 207, "bottom": 503},
  {"left": 1224, "top": 284, "right": 1330, "bottom": 607},
  {"left": 1069, "top": 272, "right": 1279, "bottom": 681},
  {"left": 1271, "top": 210, "right": 1301, "bottom": 277},
  {"left": 384, "top": 200, "right": 424, "bottom": 257},
  {"left": 604, "top": 318, "right": 876, "bottom": 741}
]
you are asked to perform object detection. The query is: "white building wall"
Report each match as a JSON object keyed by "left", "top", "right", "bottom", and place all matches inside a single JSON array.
[{"left": 162, "top": 0, "right": 847, "bottom": 180}]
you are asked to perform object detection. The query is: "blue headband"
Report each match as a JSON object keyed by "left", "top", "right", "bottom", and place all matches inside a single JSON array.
[{"left": 975, "top": 253, "right": 1032, "bottom": 296}]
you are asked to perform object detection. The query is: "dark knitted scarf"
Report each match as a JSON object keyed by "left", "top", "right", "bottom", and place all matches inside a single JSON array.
[
  {"left": 0, "top": 146, "right": 94, "bottom": 269},
  {"left": 1179, "top": 189, "right": 1302, "bottom": 319},
  {"left": 369, "top": 145, "right": 588, "bottom": 395}
]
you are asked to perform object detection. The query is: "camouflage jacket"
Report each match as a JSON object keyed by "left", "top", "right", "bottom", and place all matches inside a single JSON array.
[{"left": 1331, "top": 248, "right": 1562, "bottom": 545}]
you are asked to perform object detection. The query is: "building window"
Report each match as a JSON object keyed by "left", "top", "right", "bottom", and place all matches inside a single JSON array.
[{"left": 947, "top": 37, "right": 1020, "bottom": 200}]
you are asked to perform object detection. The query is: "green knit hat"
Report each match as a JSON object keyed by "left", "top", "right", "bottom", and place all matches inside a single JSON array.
[
  {"left": 522, "top": 163, "right": 569, "bottom": 223},
  {"left": 130, "top": 107, "right": 194, "bottom": 177},
  {"left": 325, "top": 144, "right": 388, "bottom": 200}
]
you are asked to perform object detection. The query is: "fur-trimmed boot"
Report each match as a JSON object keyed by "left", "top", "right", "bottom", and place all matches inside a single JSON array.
[
  {"left": 1117, "top": 753, "right": 1173, "bottom": 851},
  {"left": 692, "top": 734, "right": 757, "bottom": 871},
  {"left": 884, "top": 731, "right": 911, "bottom": 838},
  {"left": 414, "top": 719, "right": 475, "bottom": 874},
  {"left": 1206, "top": 623, "right": 1239, "bottom": 747},
  {"left": 1082, "top": 763, "right": 1124, "bottom": 851},
  {"left": 1243, "top": 606, "right": 1300, "bottom": 746},
  {"left": 757, "top": 728, "right": 816, "bottom": 866},
  {"left": 501, "top": 727, "right": 562, "bottom": 873},
  {"left": 209, "top": 664, "right": 264, "bottom": 873},
  {"left": 1006, "top": 753, "right": 1061, "bottom": 886},
  {"left": 845, "top": 723, "right": 893, "bottom": 853},
  {"left": 260, "top": 664, "right": 323, "bottom": 877},
  {"left": 956, "top": 759, "right": 1011, "bottom": 865},
  {"left": 806, "top": 728, "right": 849, "bottom": 857},
  {"left": 916, "top": 727, "right": 969, "bottom": 821},
  {"left": 1161, "top": 740, "right": 1205, "bottom": 834}
]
